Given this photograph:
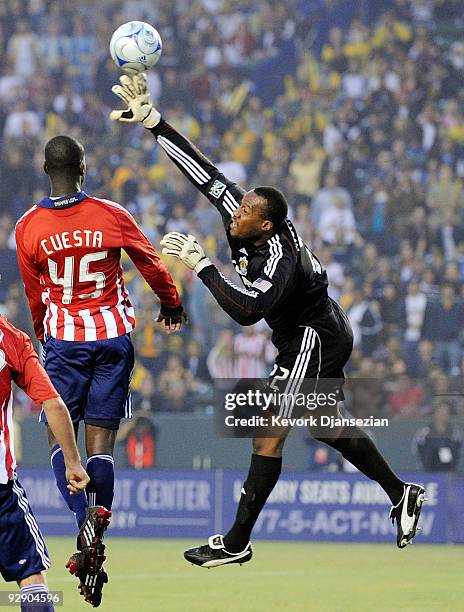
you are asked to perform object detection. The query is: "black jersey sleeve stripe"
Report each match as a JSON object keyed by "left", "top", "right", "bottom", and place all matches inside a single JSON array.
[
  {"left": 157, "top": 136, "right": 210, "bottom": 181},
  {"left": 157, "top": 136, "right": 210, "bottom": 184},
  {"left": 264, "top": 236, "right": 284, "bottom": 278},
  {"left": 224, "top": 190, "right": 240, "bottom": 210},
  {"left": 268, "top": 237, "right": 283, "bottom": 278},
  {"left": 222, "top": 194, "right": 237, "bottom": 216},
  {"left": 150, "top": 120, "right": 246, "bottom": 230},
  {"left": 224, "top": 191, "right": 240, "bottom": 213},
  {"left": 263, "top": 237, "right": 278, "bottom": 277}
]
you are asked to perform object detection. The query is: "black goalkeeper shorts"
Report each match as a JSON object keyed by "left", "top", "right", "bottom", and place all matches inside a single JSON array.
[{"left": 269, "top": 300, "right": 353, "bottom": 418}]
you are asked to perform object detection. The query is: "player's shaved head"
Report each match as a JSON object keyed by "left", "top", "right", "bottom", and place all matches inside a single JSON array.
[
  {"left": 253, "top": 186, "right": 288, "bottom": 230},
  {"left": 44, "top": 135, "right": 85, "bottom": 174}
]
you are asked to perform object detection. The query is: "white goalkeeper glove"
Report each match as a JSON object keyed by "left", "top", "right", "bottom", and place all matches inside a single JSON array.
[
  {"left": 160, "top": 232, "right": 212, "bottom": 274},
  {"left": 110, "top": 73, "right": 161, "bottom": 128}
]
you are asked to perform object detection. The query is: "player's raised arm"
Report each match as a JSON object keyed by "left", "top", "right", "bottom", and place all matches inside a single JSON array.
[
  {"left": 110, "top": 74, "right": 245, "bottom": 229},
  {"left": 161, "top": 232, "right": 295, "bottom": 326}
]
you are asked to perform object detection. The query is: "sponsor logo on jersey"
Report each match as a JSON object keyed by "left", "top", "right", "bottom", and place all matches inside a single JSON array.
[
  {"left": 208, "top": 180, "right": 227, "bottom": 199},
  {"left": 52, "top": 196, "right": 81, "bottom": 207},
  {"left": 36, "top": 191, "right": 89, "bottom": 210}
]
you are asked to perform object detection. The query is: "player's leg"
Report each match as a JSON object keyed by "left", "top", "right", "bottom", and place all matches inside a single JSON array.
[
  {"left": 47, "top": 424, "right": 87, "bottom": 528},
  {"left": 41, "top": 337, "right": 90, "bottom": 528},
  {"left": 184, "top": 435, "right": 288, "bottom": 567},
  {"left": 82, "top": 333, "right": 134, "bottom": 511},
  {"left": 311, "top": 408, "right": 426, "bottom": 547},
  {"left": 84, "top": 426, "right": 118, "bottom": 510},
  {"left": 222, "top": 436, "right": 286, "bottom": 553},
  {"left": 311, "top": 413, "right": 405, "bottom": 503},
  {"left": 219, "top": 327, "right": 327, "bottom": 555},
  {"left": 65, "top": 427, "right": 115, "bottom": 606},
  {"left": 67, "top": 334, "right": 134, "bottom": 604},
  {"left": 308, "top": 320, "right": 426, "bottom": 547},
  {"left": 18, "top": 573, "right": 54, "bottom": 612},
  {"left": 0, "top": 479, "right": 54, "bottom": 611},
  {"left": 184, "top": 329, "right": 312, "bottom": 568}
]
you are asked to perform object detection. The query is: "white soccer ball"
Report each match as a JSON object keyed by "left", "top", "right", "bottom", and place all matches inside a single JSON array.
[{"left": 109, "top": 21, "right": 162, "bottom": 74}]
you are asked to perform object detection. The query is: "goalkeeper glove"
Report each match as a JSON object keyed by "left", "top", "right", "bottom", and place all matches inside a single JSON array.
[
  {"left": 110, "top": 73, "right": 161, "bottom": 128},
  {"left": 160, "top": 232, "right": 212, "bottom": 274}
]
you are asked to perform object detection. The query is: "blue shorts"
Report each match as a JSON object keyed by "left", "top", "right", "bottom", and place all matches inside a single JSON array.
[
  {"left": 40, "top": 334, "right": 135, "bottom": 429},
  {"left": 0, "top": 478, "right": 51, "bottom": 582}
]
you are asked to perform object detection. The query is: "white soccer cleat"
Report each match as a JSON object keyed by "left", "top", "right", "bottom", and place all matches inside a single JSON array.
[{"left": 389, "top": 483, "right": 427, "bottom": 548}]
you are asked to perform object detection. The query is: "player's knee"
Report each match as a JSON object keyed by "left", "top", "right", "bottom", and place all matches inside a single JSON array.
[
  {"left": 18, "top": 571, "right": 47, "bottom": 587},
  {"left": 308, "top": 404, "right": 344, "bottom": 443},
  {"left": 252, "top": 437, "right": 285, "bottom": 457},
  {"left": 85, "top": 424, "right": 117, "bottom": 455}
]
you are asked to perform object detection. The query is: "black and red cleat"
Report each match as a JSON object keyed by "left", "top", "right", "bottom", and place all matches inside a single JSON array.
[
  {"left": 77, "top": 506, "right": 112, "bottom": 556},
  {"left": 66, "top": 552, "right": 108, "bottom": 608},
  {"left": 66, "top": 506, "right": 111, "bottom": 607}
]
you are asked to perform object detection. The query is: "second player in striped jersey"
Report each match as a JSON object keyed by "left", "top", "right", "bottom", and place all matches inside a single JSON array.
[{"left": 0, "top": 315, "right": 88, "bottom": 610}]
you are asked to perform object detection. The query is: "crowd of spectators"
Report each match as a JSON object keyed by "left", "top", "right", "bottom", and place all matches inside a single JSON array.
[{"left": 2, "top": 0, "right": 464, "bottom": 424}]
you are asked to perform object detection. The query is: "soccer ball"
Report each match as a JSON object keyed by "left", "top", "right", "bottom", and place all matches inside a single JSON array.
[{"left": 110, "top": 21, "right": 162, "bottom": 74}]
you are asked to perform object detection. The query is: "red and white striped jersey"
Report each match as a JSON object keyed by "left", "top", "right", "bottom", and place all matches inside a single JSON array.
[
  {"left": 233, "top": 330, "right": 275, "bottom": 378},
  {"left": 15, "top": 192, "right": 181, "bottom": 341},
  {"left": 0, "top": 317, "right": 58, "bottom": 483}
]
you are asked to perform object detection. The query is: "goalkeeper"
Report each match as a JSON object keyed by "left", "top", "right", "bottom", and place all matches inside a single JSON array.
[{"left": 110, "top": 74, "right": 426, "bottom": 565}]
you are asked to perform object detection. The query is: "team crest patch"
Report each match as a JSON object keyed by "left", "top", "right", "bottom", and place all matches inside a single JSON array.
[
  {"left": 208, "top": 180, "right": 227, "bottom": 199},
  {"left": 238, "top": 256, "right": 248, "bottom": 275}
]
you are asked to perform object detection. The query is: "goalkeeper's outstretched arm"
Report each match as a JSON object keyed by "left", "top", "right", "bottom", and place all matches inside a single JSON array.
[
  {"left": 161, "top": 232, "right": 295, "bottom": 327},
  {"left": 110, "top": 74, "right": 245, "bottom": 229}
]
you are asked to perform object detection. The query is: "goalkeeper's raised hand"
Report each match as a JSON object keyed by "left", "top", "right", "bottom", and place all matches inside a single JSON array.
[
  {"left": 110, "top": 73, "right": 161, "bottom": 128},
  {"left": 161, "top": 232, "right": 213, "bottom": 274}
]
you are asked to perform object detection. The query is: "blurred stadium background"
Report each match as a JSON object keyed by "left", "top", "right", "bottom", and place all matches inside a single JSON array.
[{"left": 1, "top": 0, "right": 464, "bottom": 609}]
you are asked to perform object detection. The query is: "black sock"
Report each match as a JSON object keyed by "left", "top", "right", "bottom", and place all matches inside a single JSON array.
[
  {"left": 223, "top": 454, "right": 282, "bottom": 553},
  {"left": 316, "top": 426, "right": 404, "bottom": 505}
]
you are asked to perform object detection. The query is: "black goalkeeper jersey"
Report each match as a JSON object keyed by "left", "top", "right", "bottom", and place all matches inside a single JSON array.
[{"left": 150, "top": 120, "right": 341, "bottom": 350}]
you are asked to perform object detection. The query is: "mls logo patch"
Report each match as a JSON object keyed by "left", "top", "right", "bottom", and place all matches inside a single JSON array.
[{"left": 208, "top": 180, "right": 227, "bottom": 199}]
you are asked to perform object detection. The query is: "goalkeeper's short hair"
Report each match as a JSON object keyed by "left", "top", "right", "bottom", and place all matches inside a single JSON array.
[{"left": 254, "top": 186, "right": 288, "bottom": 230}]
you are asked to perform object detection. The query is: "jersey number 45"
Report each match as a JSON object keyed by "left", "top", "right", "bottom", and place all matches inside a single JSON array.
[{"left": 48, "top": 252, "right": 107, "bottom": 305}]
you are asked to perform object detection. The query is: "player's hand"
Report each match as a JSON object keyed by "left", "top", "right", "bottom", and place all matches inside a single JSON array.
[
  {"left": 65, "top": 464, "right": 90, "bottom": 495},
  {"left": 110, "top": 73, "right": 161, "bottom": 128},
  {"left": 161, "top": 232, "right": 213, "bottom": 274},
  {"left": 156, "top": 306, "right": 189, "bottom": 334}
]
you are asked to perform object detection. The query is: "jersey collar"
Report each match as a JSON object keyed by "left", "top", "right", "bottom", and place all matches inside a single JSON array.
[{"left": 36, "top": 191, "right": 89, "bottom": 209}]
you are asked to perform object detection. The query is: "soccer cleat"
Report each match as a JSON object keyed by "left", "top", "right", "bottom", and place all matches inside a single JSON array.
[
  {"left": 184, "top": 534, "right": 253, "bottom": 568},
  {"left": 66, "top": 506, "right": 111, "bottom": 606},
  {"left": 77, "top": 505, "right": 112, "bottom": 555},
  {"left": 66, "top": 552, "right": 108, "bottom": 608},
  {"left": 389, "top": 483, "right": 427, "bottom": 548}
]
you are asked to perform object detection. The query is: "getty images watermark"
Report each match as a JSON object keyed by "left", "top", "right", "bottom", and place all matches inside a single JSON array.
[
  {"left": 223, "top": 388, "right": 388, "bottom": 428},
  {"left": 213, "top": 378, "right": 392, "bottom": 437}
]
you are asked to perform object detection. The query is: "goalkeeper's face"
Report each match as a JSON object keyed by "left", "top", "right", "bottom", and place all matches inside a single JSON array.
[{"left": 230, "top": 191, "right": 272, "bottom": 241}]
